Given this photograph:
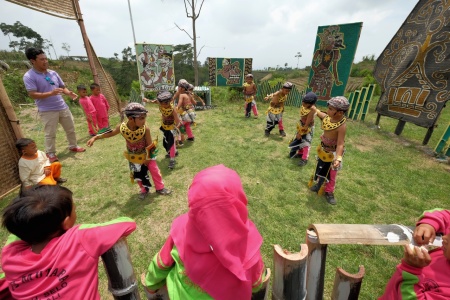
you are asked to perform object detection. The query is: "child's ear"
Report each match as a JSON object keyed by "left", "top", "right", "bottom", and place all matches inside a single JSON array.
[{"left": 61, "top": 216, "right": 72, "bottom": 231}]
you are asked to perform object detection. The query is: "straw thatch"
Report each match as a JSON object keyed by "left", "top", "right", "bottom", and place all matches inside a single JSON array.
[
  {"left": 0, "top": 77, "right": 22, "bottom": 198},
  {"left": 5, "top": 0, "right": 77, "bottom": 20},
  {"left": 88, "top": 40, "right": 122, "bottom": 115}
]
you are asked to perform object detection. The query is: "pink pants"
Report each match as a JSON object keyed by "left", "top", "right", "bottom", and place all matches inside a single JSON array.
[
  {"left": 278, "top": 119, "right": 284, "bottom": 131},
  {"left": 183, "top": 121, "right": 194, "bottom": 138},
  {"left": 324, "top": 169, "right": 337, "bottom": 193},
  {"left": 297, "top": 146, "right": 311, "bottom": 160},
  {"left": 97, "top": 117, "right": 109, "bottom": 129},
  {"left": 86, "top": 115, "right": 98, "bottom": 135},
  {"left": 146, "top": 160, "right": 164, "bottom": 190}
]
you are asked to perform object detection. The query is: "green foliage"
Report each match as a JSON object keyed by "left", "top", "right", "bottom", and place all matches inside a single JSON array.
[
  {"left": 0, "top": 68, "right": 29, "bottom": 104},
  {"left": 362, "top": 73, "right": 381, "bottom": 96},
  {"left": 0, "top": 21, "right": 45, "bottom": 51},
  {"left": 268, "top": 76, "right": 285, "bottom": 87}
]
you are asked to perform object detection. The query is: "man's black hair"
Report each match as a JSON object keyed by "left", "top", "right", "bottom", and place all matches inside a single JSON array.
[
  {"left": 25, "top": 48, "right": 45, "bottom": 60},
  {"left": 2, "top": 185, "right": 74, "bottom": 245}
]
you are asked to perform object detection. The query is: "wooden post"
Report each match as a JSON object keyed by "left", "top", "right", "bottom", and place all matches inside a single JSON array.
[
  {"left": 422, "top": 126, "right": 434, "bottom": 146},
  {"left": 251, "top": 268, "right": 271, "bottom": 300},
  {"left": 394, "top": 120, "right": 406, "bottom": 136},
  {"left": 72, "top": 0, "right": 99, "bottom": 85},
  {"left": 272, "top": 244, "right": 308, "bottom": 300},
  {"left": 101, "top": 238, "right": 140, "bottom": 300},
  {"left": 306, "top": 229, "right": 327, "bottom": 300},
  {"left": 0, "top": 77, "right": 23, "bottom": 139},
  {"left": 331, "top": 266, "right": 365, "bottom": 300}
]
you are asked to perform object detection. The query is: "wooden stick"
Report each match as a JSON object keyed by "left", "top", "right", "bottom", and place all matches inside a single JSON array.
[
  {"left": 272, "top": 244, "right": 308, "bottom": 300},
  {"left": 306, "top": 229, "right": 327, "bottom": 300}
]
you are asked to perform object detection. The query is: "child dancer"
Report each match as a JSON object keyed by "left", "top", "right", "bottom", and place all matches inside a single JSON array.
[
  {"left": 87, "top": 102, "right": 171, "bottom": 199},
  {"left": 16, "top": 138, "right": 66, "bottom": 188},
  {"left": 243, "top": 74, "right": 258, "bottom": 118},
  {"left": 309, "top": 96, "right": 349, "bottom": 205},
  {"left": 156, "top": 91, "right": 182, "bottom": 169},
  {"left": 177, "top": 84, "right": 197, "bottom": 142},
  {"left": 76, "top": 84, "right": 98, "bottom": 136},
  {"left": 89, "top": 83, "right": 110, "bottom": 130},
  {"left": 264, "top": 82, "right": 293, "bottom": 137},
  {"left": 289, "top": 92, "right": 318, "bottom": 166}
]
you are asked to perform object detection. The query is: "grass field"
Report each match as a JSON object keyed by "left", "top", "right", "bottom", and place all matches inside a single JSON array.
[{"left": 1, "top": 93, "right": 449, "bottom": 299}]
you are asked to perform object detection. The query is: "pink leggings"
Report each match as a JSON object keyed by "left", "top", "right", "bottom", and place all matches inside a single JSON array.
[
  {"left": 183, "top": 121, "right": 194, "bottom": 138},
  {"left": 140, "top": 160, "right": 164, "bottom": 191},
  {"left": 297, "top": 146, "right": 311, "bottom": 160},
  {"left": 324, "top": 169, "right": 337, "bottom": 193}
]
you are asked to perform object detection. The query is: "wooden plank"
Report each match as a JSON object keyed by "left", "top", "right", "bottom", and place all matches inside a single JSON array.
[
  {"left": 307, "top": 224, "right": 415, "bottom": 245},
  {"left": 331, "top": 266, "right": 365, "bottom": 300},
  {"left": 359, "top": 84, "right": 375, "bottom": 121},
  {"left": 434, "top": 122, "right": 450, "bottom": 157},
  {"left": 272, "top": 244, "right": 308, "bottom": 300},
  {"left": 352, "top": 87, "right": 367, "bottom": 121},
  {"left": 347, "top": 90, "right": 360, "bottom": 119}
]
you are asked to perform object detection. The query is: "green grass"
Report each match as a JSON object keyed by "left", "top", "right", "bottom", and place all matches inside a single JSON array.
[{"left": 1, "top": 94, "right": 449, "bottom": 299}]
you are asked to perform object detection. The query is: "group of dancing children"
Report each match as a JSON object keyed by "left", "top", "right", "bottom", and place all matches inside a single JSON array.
[
  {"left": 87, "top": 79, "right": 203, "bottom": 199},
  {"left": 243, "top": 77, "right": 349, "bottom": 205}
]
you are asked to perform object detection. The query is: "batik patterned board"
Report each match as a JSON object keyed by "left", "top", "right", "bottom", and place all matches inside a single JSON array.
[
  {"left": 374, "top": 0, "right": 450, "bottom": 128},
  {"left": 208, "top": 57, "right": 252, "bottom": 87},
  {"left": 135, "top": 44, "right": 175, "bottom": 91},
  {"left": 307, "top": 22, "right": 363, "bottom": 102}
]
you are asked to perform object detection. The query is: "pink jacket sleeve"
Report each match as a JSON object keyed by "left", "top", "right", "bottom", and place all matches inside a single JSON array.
[{"left": 416, "top": 209, "right": 450, "bottom": 234}]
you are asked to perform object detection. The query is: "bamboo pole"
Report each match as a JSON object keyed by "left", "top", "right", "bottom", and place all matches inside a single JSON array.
[
  {"left": 306, "top": 229, "right": 327, "bottom": 300},
  {"left": 272, "top": 244, "right": 308, "bottom": 300},
  {"left": 331, "top": 266, "right": 365, "bottom": 300},
  {"left": 101, "top": 238, "right": 140, "bottom": 300}
]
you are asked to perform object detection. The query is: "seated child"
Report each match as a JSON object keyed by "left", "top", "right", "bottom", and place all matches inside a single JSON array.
[
  {"left": 16, "top": 138, "right": 66, "bottom": 188},
  {"left": 142, "top": 164, "right": 266, "bottom": 299},
  {"left": 379, "top": 209, "right": 450, "bottom": 299},
  {"left": 87, "top": 102, "right": 172, "bottom": 197},
  {"left": 288, "top": 92, "right": 318, "bottom": 166},
  {"left": 0, "top": 185, "right": 136, "bottom": 299}
]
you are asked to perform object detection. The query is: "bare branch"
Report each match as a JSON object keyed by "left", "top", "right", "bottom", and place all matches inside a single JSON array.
[
  {"left": 183, "top": 0, "right": 193, "bottom": 18},
  {"left": 197, "top": 45, "right": 206, "bottom": 57},
  {"left": 174, "top": 22, "right": 193, "bottom": 40},
  {"left": 195, "top": 0, "right": 206, "bottom": 20}
]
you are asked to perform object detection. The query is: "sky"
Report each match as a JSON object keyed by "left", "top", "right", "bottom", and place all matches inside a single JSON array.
[{"left": 0, "top": 0, "right": 418, "bottom": 70}]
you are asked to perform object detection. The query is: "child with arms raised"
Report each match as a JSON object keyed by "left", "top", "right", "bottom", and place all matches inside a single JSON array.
[
  {"left": 0, "top": 185, "right": 136, "bottom": 299},
  {"left": 87, "top": 102, "right": 172, "bottom": 198}
]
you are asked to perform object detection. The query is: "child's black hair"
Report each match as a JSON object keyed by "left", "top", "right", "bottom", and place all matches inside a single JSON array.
[
  {"left": 2, "top": 185, "right": 74, "bottom": 244},
  {"left": 15, "top": 138, "right": 35, "bottom": 156},
  {"left": 77, "top": 84, "right": 87, "bottom": 91},
  {"left": 90, "top": 83, "right": 100, "bottom": 90}
]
